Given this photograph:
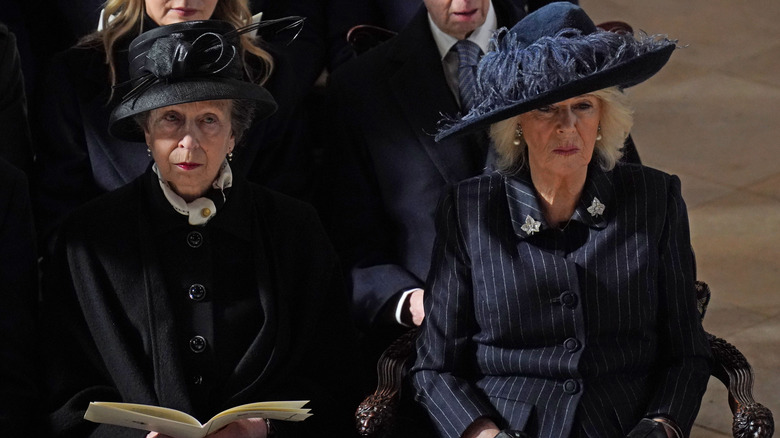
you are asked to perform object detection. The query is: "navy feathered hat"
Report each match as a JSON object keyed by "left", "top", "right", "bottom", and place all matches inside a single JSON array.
[
  {"left": 109, "top": 17, "right": 303, "bottom": 142},
  {"left": 435, "top": 2, "right": 676, "bottom": 141}
]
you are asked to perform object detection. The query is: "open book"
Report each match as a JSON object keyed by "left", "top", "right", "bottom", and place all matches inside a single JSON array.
[{"left": 84, "top": 400, "right": 311, "bottom": 438}]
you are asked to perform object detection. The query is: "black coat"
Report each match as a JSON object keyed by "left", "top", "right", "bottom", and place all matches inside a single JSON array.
[
  {"left": 412, "top": 164, "right": 711, "bottom": 438},
  {"left": 323, "top": 0, "right": 527, "bottom": 331},
  {"left": 0, "top": 23, "right": 33, "bottom": 174},
  {"left": 0, "top": 157, "right": 38, "bottom": 435},
  {"left": 38, "top": 167, "right": 360, "bottom": 437}
]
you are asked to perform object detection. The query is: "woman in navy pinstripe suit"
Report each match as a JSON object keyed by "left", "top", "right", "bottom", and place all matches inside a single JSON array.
[{"left": 411, "top": 4, "right": 711, "bottom": 438}]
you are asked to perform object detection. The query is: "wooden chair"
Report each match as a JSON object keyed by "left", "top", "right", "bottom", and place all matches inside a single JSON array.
[
  {"left": 696, "top": 282, "right": 775, "bottom": 438},
  {"left": 355, "top": 281, "right": 775, "bottom": 438}
]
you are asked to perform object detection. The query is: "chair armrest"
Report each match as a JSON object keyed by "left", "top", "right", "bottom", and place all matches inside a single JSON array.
[
  {"left": 696, "top": 281, "right": 774, "bottom": 437},
  {"left": 707, "top": 332, "right": 775, "bottom": 438},
  {"left": 356, "top": 327, "right": 419, "bottom": 437}
]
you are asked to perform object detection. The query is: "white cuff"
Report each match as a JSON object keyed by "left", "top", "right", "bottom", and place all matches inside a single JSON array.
[{"left": 394, "top": 288, "right": 422, "bottom": 327}]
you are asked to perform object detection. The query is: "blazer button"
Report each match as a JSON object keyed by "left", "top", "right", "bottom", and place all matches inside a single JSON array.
[
  {"left": 189, "top": 335, "right": 207, "bottom": 353},
  {"left": 563, "top": 379, "right": 580, "bottom": 395},
  {"left": 560, "top": 292, "right": 578, "bottom": 308},
  {"left": 186, "top": 231, "right": 203, "bottom": 248},
  {"left": 188, "top": 284, "right": 206, "bottom": 301},
  {"left": 563, "top": 337, "right": 581, "bottom": 352},
  {"left": 192, "top": 375, "right": 203, "bottom": 385}
]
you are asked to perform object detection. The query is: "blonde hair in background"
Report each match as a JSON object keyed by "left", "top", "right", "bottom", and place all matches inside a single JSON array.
[
  {"left": 489, "top": 86, "right": 634, "bottom": 173},
  {"left": 80, "top": 0, "right": 274, "bottom": 90}
]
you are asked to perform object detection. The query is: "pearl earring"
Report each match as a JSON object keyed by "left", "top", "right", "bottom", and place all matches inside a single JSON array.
[
  {"left": 146, "top": 148, "right": 151, "bottom": 157},
  {"left": 513, "top": 123, "right": 523, "bottom": 146},
  {"left": 596, "top": 125, "right": 603, "bottom": 141},
  {"left": 227, "top": 152, "right": 233, "bottom": 162}
]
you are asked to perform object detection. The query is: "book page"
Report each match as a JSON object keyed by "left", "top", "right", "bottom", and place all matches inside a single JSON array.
[
  {"left": 204, "top": 408, "right": 311, "bottom": 434},
  {"left": 84, "top": 402, "right": 206, "bottom": 438},
  {"left": 85, "top": 400, "right": 312, "bottom": 438},
  {"left": 216, "top": 400, "right": 310, "bottom": 416}
]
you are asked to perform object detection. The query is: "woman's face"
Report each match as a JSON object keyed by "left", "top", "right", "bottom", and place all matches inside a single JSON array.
[
  {"left": 144, "top": 0, "right": 219, "bottom": 26},
  {"left": 144, "top": 100, "right": 235, "bottom": 202},
  {"left": 518, "top": 94, "right": 602, "bottom": 178}
]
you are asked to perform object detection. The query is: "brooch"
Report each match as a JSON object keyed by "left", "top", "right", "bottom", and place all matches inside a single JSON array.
[
  {"left": 520, "top": 215, "right": 541, "bottom": 236},
  {"left": 587, "top": 197, "right": 605, "bottom": 217}
]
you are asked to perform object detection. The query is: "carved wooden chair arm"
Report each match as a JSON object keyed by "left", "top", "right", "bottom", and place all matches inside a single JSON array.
[
  {"left": 355, "top": 327, "right": 419, "bottom": 437},
  {"left": 696, "top": 281, "right": 774, "bottom": 438}
]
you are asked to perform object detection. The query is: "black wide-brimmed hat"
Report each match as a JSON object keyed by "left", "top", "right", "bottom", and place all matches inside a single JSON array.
[
  {"left": 436, "top": 2, "right": 677, "bottom": 141},
  {"left": 109, "top": 17, "right": 302, "bottom": 142}
]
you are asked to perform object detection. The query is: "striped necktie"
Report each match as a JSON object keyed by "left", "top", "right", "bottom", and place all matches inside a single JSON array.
[{"left": 456, "top": 39, "right": 483, "bottom": 112}]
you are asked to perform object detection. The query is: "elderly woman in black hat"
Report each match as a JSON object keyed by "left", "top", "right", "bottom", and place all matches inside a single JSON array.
[
  {"left": 33, "top": 0, "right": 310, "bottom": 258},
  {"left": 38, "top": 20, "right": 359, "bottom": 438},
  {"left": 410, "top": 3, "right": 711, "bottom": 438}
]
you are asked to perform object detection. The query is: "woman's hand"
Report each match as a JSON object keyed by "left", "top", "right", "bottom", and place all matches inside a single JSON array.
[
  {"left": 206, "top": 418, "right": 268, "bottom": 438},
  {"left": 460, "top": 416, "right": 501, "bottom": 438},
  {"left": 146, "top": 418, "right": 269, "bottom": 438}
]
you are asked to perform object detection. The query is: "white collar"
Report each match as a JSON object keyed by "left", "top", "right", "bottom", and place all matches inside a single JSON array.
[
  {"left": 153, "top": 161, "right": 233, "bottom": 226},
  {"left": 428, "top": 1, "right": 497, "bottom": 60}
]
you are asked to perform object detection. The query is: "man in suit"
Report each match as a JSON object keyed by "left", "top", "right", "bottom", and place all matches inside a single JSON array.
[{"left": 325, "top": 0, "right": 568, "bottom": 339}]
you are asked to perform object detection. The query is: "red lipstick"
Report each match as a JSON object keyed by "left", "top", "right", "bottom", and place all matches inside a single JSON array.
[{"left": 176, "top": 162, "right": 202, "bottom": 171}]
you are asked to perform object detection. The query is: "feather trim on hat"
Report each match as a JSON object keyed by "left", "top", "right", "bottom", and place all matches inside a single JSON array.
[{"left": 439, "top": 28, "right": 677, "bottom": 132}]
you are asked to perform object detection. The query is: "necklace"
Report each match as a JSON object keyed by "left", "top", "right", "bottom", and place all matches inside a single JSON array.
[{"left": 558, "top": 218, "right": 573, "bottom": 231}]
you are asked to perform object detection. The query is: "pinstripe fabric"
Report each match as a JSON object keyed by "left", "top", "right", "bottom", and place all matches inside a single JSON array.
[
  {"left": 456, "top": 40, "right": 483, "bottom": 112},
  {"left": 412, "top": 163, "right": 711, "bottom": 438}
]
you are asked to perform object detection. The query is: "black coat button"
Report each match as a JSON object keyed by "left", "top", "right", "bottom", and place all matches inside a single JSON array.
[
  {"left": 560, "top": 292, "right": 578, "bottom": 308},
  {"left": 189, "top": 335, "right": 207, "bottom": 353},
  {"left": 192, "top": 375, "right": 203, "bottom": 385},
  {"left": 563, "top": 337, "right": 581, "bottom": 352},
  {"left": 187, "top": 231, "right": 203, "bottom": 248},
  {"left": 188, "top": 284, "right": 206, "bottom": 301},
  {"left": 563, "top": 379, "right": 580, "bottom": 394}
]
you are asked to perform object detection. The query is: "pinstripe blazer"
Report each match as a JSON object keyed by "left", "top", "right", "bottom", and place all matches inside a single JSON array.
[{"left": 411, "top": 163, "right": 711, "bottom": 438}]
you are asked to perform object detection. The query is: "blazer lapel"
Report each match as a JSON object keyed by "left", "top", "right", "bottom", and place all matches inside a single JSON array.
[
  {"left": 387, "top": 8, "right": 485, "bottom": 183},
  {"left": 505, "top": 164, "right": 614, "bottom": 240},
  {"left": 571, "top": 165, "right": 612, "bottom": 230},
  {"left": 505, "top": 170, "right": 548, "bottom": 239}
]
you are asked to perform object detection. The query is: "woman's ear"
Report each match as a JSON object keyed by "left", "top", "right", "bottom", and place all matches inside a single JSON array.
[{"left": 143, "top": 130, "right": 152, "bottom": 149}]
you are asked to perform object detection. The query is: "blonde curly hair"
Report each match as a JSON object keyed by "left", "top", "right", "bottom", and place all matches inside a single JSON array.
[{"left": 80, "top": 0, "right": 274, "bottom": 90}]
